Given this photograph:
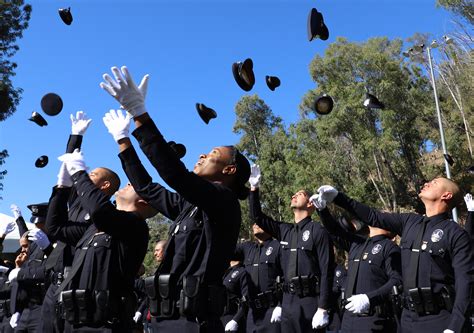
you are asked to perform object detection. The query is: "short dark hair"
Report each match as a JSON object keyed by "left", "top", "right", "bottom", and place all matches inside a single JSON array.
[
  {"left": 225, "top": 146, "right": 251, "bottom": 200},
  {"left": 100, "top": 167, "right": 121, "bottom": 197}
]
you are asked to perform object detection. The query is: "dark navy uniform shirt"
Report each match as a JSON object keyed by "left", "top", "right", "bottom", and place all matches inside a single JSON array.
[
  {"left": 334, "top": 192, "right": 473, "bottom": 332},
  {"left": 249, "top": 189, "right": 334, "bottom": 309},
  {"left": 223, "top": 264, "right": 249, "bottom": 323}
]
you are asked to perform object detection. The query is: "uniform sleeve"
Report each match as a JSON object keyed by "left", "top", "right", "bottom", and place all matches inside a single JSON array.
[
  {"left": 233, "top": 243, "right": 245, "bottom": 262},
  {"left": 464, "top": 211, "right": 474, "bottom": 247},
  {"left": 45, "top": 186, "right": 89, "bottom": 246},
  {"left": 233, "top": 270, "right": 249, "bottom": 324},
  {"left": 17, "top": 264, "right": 47, "bottom": 284},
  {"left": 314, "top": 226, "right": 335, "bottom": 309},
  {"left": 365, "top": 242, "right": 402, "bottom": 304},
  {"left": 118, "top": 145, "right": 184, "bottom": 221},
  {"left": 447, "top": 230, "right": 473, "bottom": 332},
  {"left": 249, "top": 189, "right": 283, "bottom": 240},
  {"left": 132, "top": 120, "right": 235, "bottom": 217},
  {"left": 66, "top": 135, "right": 83, "bottom": 154},
  {"left": 71, "top": 171, "right": 148, "bottom": 240},
  {"left": 333, "top": 192, "right": 413, "bottom": 236},
  {"left": 317, "top": 208, "right": 361, "bottom": 252},
  {"left": 15, "top": 216, "right": 28, "bottom": 238}
]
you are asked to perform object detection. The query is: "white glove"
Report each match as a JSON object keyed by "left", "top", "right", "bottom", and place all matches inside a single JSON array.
[
  {"left": 57, "top": 162, "right": 73, "bottom": 187},
  {"left": 318, "top": 185, "right": 338, "bottom": 204},
  {"left": 0, "top": 220, "right": 16, "bottom": 236},
  {"left": 270, "top": 306, "right": 282, "bottom": 323},
  {"left": 443, "top": 330, "right": 454, "bottom": 333},
  {"left": 10, "top": 204, "right": 22, "bottom": 220},
  {"left": 345, "top": 294, "right": 370, "bottom": 314},
  {"left": 9, "top": 312, "right": 20, "bottom": 328},
  {"left": 309, "top": 194, "right": 326, "bottom": 210},
  {"left": 28, "top": 229, "right": 51, "bottom": 250},
  {"left": 102, "top": 109, "right": 133, "bottom": 142},
  {"left": 100, "top": 66, "right": 149, "bottom": 118},
  {"left": 8, "top": 268, "right": 20, "bottom": 282},
  {"left": 224, "top": 319, "right": 239, "bottom": 331},
  {"left": 311, "top": 308, "right": 329, "bottom": 329},
  {"left": 249, "top": 164, "right": 261, "bottom": 188},
  {"left": 465, "top": 194, "right": 474, "bottom": 212},
  {"left": 132, "top": 311, "right": 142, "bottom": 323},
  {"left": 0, "top": 266, "right": 10, "bottom": 273},
  {"left": 70, "top": 110, "right": 92, "bottom": 135},
  {"left": 58, "top": 148, "right": 88, "bottom": 176}
]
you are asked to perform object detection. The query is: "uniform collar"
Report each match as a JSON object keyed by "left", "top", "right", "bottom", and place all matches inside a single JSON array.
[
  {"left": 425, "top": 212, "right": 451, "bottom": 225},
  {"left": 294, "top": 216, "right": 312, "bottom": 229},
  {"left": 368, "top": 234, "right": 388, "bottom": 243}
]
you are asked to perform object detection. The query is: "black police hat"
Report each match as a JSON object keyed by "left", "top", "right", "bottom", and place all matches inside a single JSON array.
[
  {"left": 27, "top": 203, "right": 48, "bottom": 224},
  {"left": 41, "top": 93, "right": 64, "bottom": 116},
  {"left": 314, "top": 94, "right": 334, "bottom": 115},
  {"left": 29, "top": 111, "right": 48, "bottom": 127},
  {"left": 307, "top": 8, "right": 329, "bottom": 41},
  {"left": 443, "top": 154, "right": 454, "bottom": 166},
  {"left": 196, "top": 103, "right": 217, "bottom": 124},
  {"left": 363, "top": 93, "right": 385, "bottom": 109},
  {"left": 168, "top": 141, "right": 186, "bottom": 159},
  {"left": 265, "top": 76, "right": 281, "bottom": 91},
  {"left": 232, "top": 58, "right": 255, "bottom": 92},
  {"left": 58, "top": 7, "right": 73, "bottom": 25},
  {"left": 468, "top": 166, "right": 474, "bottom": 174},
  {"left": 35, "top": 155, "right": 49, "bottom": 168}
]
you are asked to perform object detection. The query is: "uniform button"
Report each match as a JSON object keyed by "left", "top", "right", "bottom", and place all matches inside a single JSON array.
[
  {"left": 94, "top": 242, "right": 98, "bottom": 246},
  {"left": 302, "top": 247, "right": 305, "bottom": 249},
  {"left": 368, "top": 260, "right": 372, "bottom": 263}
]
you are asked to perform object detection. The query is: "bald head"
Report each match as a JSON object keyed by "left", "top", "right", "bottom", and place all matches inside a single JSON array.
[{"left": 419, "top": 177, "right": 462, "bottom": 211}]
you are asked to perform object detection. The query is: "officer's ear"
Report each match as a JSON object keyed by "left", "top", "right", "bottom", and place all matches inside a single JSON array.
[
  {"left": 222, "top": 164, "right": 237, "bottom": 176},
  {"left": 100, "top": 180, "right": 111, "bottom": 191},
  {"left": 441, "top": 191, "right": 453, "bottom": 202}
]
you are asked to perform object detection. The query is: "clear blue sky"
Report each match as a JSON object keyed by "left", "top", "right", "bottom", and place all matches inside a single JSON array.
[{"left": 0, "top": 0, "right": 454, "bottom": 216}]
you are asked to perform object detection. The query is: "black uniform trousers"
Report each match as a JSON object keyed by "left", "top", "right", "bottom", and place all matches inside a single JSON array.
[
  {"left": 246, "top": 306, "right": 280, "bottom": 333},
  {"left": 152, "top": 316, "right": 224, "bottom": 333},
  {"left": 341, "top": 311, "right": 396, "bottom": 333},
  {"left": 281, "top": 293, "right": 324, "bottom": 333},
  {"left": 40, "top": 284, "right": 63, "bottom": 333},
  {"left": 14, "top": 304, "right": 42, "bottom": 333}
]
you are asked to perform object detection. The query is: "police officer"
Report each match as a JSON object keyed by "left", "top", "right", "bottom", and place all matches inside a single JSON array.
[
  {"left": 464, "top": 194, "right": 473, "bottom": 247},
  {"left": 100, "top": 66, "right": 251, "bottom": 332},
  {"left": 45, "top": 150, "right": 154, "bottom": 332},
  {"left": 40, "top": 111, "right": 121, "bottom": 333},
  {"left": 248, "top": 165, "right": 334, "bottom": 332},
  {"left": 327, "top": 247, "right": 347, "bottom": 333},
  {"left": 222, "top": 261, "right": 249, "bottom": 332},
  {"left": 317, "top": 178, "right": 472, "bottom": 333},
  {"left": 314, "top": 201, "right": 402, "bottom": 332},
  {"left": 8, "top": 203, "right": 53, "bottom": 333},
  {"left": 234, "top": 224, "right": 283, "bottom": 332}
]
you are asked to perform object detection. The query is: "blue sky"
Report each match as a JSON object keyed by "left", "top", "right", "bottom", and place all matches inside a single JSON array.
[{"left": 0, "top": 0, "right": 455, "bottom": 216}]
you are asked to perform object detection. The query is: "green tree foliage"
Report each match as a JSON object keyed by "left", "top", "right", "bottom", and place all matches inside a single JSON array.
[
  {"left": 142, "top": 214, "right": 170, "bottom": 275},
  {"left": 436, "top": 0, "right": 474, "bottom": 23},
  {"left": 0, "top": 150, "right": 8, "bottom": 200}
]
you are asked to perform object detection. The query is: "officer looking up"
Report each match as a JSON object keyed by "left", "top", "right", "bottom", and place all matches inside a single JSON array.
[
  {"left": 317, "top": 178, "right": 472, "bottom": 333},
  {"left": 248, "top": 165, "right": 334, "bottom": 332},
  {"left": 100, "top": 66, "right": 251, "bottom": 332}
]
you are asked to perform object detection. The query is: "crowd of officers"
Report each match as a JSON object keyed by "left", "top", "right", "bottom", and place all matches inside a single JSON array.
[{"left": 0, "top": 66, "right": 472, "bottom": 333}]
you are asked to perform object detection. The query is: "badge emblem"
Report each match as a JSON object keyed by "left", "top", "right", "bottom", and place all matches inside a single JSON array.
[
  {"left": 362, "top": 253, "right": 368, "bottom": 260},
  {"left": 371, "top": 244, "right": 382, "bottom": 255},
  {"left": 431, "top": 229, "right": 444, "bottom": 243},
  {"left": 84, "top": 213, "right": 90, "bottom": 221},
  {"left": 231, "top": 270, "right": 239, "bottom": 279},
  {"left": 302, "top": 230, "right": 310, "bottom": 242},
  {"left": 335, "top": 270, "right": 341, "bottom": 277},
  {"left": 265, "top": 247, "right": 273, "bottom": 256}
]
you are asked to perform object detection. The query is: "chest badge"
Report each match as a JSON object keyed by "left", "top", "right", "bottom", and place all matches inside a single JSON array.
[
  {"left": 84, "top": 213, "right": 90, "bottom": 221},
  {"left": 371, "top": 244, "right": 382, "bottom": 255},
  {"left": 231, "top": 270, "right": 239, "bottom": 279},
  {"left": 335, "top": 270, "right": 341, "bottom": 277},
  {"left": 265, "top": 247, "right": 273, "bottom": 256},
  {"left": 431, "top": 229, "right": 444, "bottom": 243},
  {"left": 302, "top": 230, "right": 310, "bottom": 242}
]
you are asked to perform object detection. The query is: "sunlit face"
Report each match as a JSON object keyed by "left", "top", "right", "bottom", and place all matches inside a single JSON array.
[
  {"left": 89, "top": 168, "right": 108, "bottom": 187},
  {"left": 290, "top": 190, "right": 310, "bottom": 209},
  {"left": 193, "top": 147, "right": 233, "bottom": 180},
  {"left": 115, "top": 183, "right": 139, "bottom": 205},
  {"left": 418, "top": 178, "right": 449, "bottom": 201},
  {"left": 154, "top": 243, "right": 165, "bottom": 262}
]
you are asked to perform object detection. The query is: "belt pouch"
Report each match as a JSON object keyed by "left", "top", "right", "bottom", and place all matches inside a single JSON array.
[
  {"left": 74, "top": 289, "right": 91, "bottom": 323},
  {"left": 441, "top": 286, "right": 454, "bottom": 312},
  {"left": 408, "top": 288, "right": 425, "bottom": 314},
  {"left": 144, "top": 276, "right": 159, "bottom": 315},
  {"left": 158, "top": 274, "right": 174, "bottom": 317},
  {"left": 180, "top": 276, "right": 200, "bottom": 317},
  {"left": 290, "top": 277, "right": 302, "bottom": 297},
  {"left": 420, "top": 287, "right": 436, "bottom": 314},
  {"left": 93, "top": 290, "right": 109, "bottom": 323},
  {"left": 61, "top": 290, "right": 76, "bottom": 323}
]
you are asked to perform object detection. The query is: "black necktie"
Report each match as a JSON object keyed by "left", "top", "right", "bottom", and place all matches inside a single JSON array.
[
  {"left": 286, "top": 225, "right": 299, "bottom": 280},
  {"left": 345, "top": 237, "right": 370, "bottom": 298},
  {"left": 405, "top": 217, "right": 428, "bottom": 291},
  {"left": 250, "top": 244, "right": 261, "bottom": 289}
]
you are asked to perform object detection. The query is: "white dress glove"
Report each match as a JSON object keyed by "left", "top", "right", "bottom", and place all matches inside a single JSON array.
[
  {"left": 133, "top": 311, "right": 142, "bottom": 323},
  {"left": 465, "top": 193, "right": 474, "bottom": 212},
  {"left": 270, "top": 306, "right": 282, "bottom": 323},
  {"left": 0, "top": 220, "right": 16, "bottom": 236},
  {"left": 8, "top": 268, "right": 20, "bottom": 282},
  {"left": 318, "top": 185, "right": 339, "bottom": 204},
  {"left": 58, "top": 149, "right": 88, "bottom": 176},
  {"left": 0, "top": 266, "right": 10, "bottom": 273},
  {"left": 224, "top": 319, "right": 239, "bottom": 331},
  {"left": 102, "top": 109, "right": 133, "bottom": 142},
  {"left": 28, "top": 229, "right": 51, "bottom": 250},
  {"left": 100, "top": 66, "right": 149, "bottom": 118},
  {"left": 443, "top": 330, "right": 454, "bottom": 333},
  {"left": 70, "top": 110, "right": 92, "bottom": 135},
  {"left": 345, "top": 294, "right": 370, "bottom": 314},
  {"left": 309, "top": 194, "right": 326, "bottom": 210},
  {"left": 312, "top": 308, "right": 329, "bottom": 329},
  {"left": 10, "top": 312, "right": 20, "bottom": 328},
  {"left": 249, "top": 164, "right": 261, "bottom": 188},
  {"left": 10, "top": 204, "right": 22, "bottom": 220},
  {"left": 57, "top": 162, "right": 73, "bottom": 187}
]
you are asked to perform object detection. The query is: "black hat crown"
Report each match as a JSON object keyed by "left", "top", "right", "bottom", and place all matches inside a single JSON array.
[
  {"left": 265, "top": 76, "right": 281, "bottom": 91},
  {"left": 232, "top": 58, "right": 255, "bottom": 92},
  {"left": 58, "top": 7, "right": 73, "bottom": 25},
  {"left": 41, "top": 93, "right": 64, "bottom": 116},
  {"left": 307, "top": 8, "right": 329, "bottom": 41},
  {"left": 196, "top": 103, "right": 217, "bottom": 124}
]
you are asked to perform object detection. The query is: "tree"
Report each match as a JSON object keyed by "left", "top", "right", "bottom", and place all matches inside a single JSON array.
[
  {"left": 436, "top": 0, "right": 474, "bottom": 24},
  {"left": 0, "top": 1, "right": 32, "bottom": 199},
  {"left": 142, "top": 214, "right": 171, "bottom": 275}
]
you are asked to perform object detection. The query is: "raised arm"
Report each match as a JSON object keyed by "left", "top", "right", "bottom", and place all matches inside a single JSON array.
[
  {"left": 10, "top": 205, "right": 28, "bottom": 237},
  {"left": 464, "top": 194, "right": 474, "bottom": 246},
  {"left": 249, "top": 189, "right": 283, "bottom": 240},
  {"left": 317, "top": 207, "right": 360, "bottom": 252},
  {"left": 313, "top": 225, "right": 335, "bottom": 310}
]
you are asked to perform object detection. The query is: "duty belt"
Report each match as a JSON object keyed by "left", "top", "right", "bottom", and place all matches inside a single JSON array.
[
  {"left": 282, "top": 276, "right": 319, "bottom": 297},
  {"left": 402, "top": 287, "right": 454, "bottom": 316},
  {"left": 245, "top": 290, "right": 279, "bottom": 310}
]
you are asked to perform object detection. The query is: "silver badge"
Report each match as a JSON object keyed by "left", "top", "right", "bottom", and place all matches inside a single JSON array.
[
  {"left": 335, "top": 270, "right": 341, "bottom": 277},
  {"left": 431, "top": 229, "right": 444, "bottom": 243},
  {"left": 302, "top": 230, "right": 310, "bottom": 242},
  {"left": 371, "top": 244, "right": 382, "bottom": 255},
  {"left": 84, "top": 213, "right": 90, "bottom": 221},
  {"left": 231, "top": 270, "right": 239, "bottom": 279},
  {"left": 265, "top": 247, "right": 273, "bottom": 256}
]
